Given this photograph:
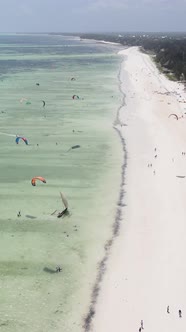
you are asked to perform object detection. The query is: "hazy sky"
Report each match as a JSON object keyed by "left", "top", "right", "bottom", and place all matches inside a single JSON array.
[{"left": 0, "top": 0, "right": 185, "bottom": 33}]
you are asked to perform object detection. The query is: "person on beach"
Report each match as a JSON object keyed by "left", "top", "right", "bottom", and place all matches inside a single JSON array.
[
  {"left": 17, "top": 211, "right": 21, "bottom": 217},
  {"left": 139, "top": 328, "right": 142, "bottom": 332},
  {"left": 179, "top": 309, "right": 182, "bottom": 318},
  {"left": 141, "top": 320, "right": 144, "bottom": 329},
  {"left": 167, "top": 305, "right": 170, "bottom": 314}
]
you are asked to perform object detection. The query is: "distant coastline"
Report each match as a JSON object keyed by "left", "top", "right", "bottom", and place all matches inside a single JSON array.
[
  {"left": 80, "top": 38, "right": 121, "bottom": 46},
  {"left": 77, "top": 33, "right": 186, "bottom": 82}
]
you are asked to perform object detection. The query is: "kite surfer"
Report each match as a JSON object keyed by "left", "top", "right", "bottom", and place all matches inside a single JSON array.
[
  {"left": 51, "top": 192, "right": 69, "bottom": 218},
  {"left": 57, "top": 207, "right": 68, "bottom": 218},
  {"left": 57, "top": 192, "right": 69, "bottom": 218},
  {"left": 56, "top": 265, "right": 62, "bottom": 272},
  {"left": 17, "top": 211, "right": 21, "bottom": 217},
  {"left": 72, "top": 95, "right": 80, "bottom": 100}
]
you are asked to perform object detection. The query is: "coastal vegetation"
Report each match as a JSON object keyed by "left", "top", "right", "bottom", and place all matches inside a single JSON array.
[{"left": 76, "top": 33, "right": 186, "bottom": 81}]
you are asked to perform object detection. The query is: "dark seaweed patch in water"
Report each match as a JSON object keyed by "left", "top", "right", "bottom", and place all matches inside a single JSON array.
[
  {"left": 0, "top": 321, "right": 9, "bottom": 327},
  {"left": 25, "top": 215, "right": 36, "bottom": 219},
  {"left": 0, "top": 59, "right": 61, "bottom": 75},
  {"left": 0, "top": 34, "right": 119, "bottom": 77},
  {"left": 43, "top": 267, "right": 57, "bottom": 274},
  {"left": 0, "top": 56, "right": 117, "bottom": 78}
]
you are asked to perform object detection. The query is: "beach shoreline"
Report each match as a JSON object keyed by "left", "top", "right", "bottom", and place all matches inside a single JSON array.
[
  {"left": 85, "top": 46, "right": 186, "bottom": 332},
  {"left": 83, "top": 53, "right": 127, "bottom": 332}
]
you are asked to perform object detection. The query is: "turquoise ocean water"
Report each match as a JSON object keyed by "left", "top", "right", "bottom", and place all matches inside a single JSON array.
[{"left": 0, "top": 34, "right": 123, "bottom": 332}]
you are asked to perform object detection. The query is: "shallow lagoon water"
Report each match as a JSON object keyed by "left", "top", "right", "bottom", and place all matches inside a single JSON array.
[{"left": 0, "top": 35, "right": 123, "bottom": 331}]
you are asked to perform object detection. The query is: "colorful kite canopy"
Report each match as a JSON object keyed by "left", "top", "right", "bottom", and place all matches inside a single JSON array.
[
  {"left": 31, "top": 176, "right": 46, "bottom": 186},
  {"left": 15, "top": 136, "right": 28, "bottom": 145}
]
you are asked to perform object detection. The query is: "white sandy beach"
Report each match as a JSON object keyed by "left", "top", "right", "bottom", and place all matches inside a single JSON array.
[{"left": 92, "top": 47, "right": 186, "bottom": 332}]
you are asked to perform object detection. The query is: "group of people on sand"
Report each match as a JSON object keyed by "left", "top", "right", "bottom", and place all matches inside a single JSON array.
[
  {"left": 167, "top": 306, "right": 182, "bottom": 318},
  {"left": 147, "top": 148, "right": 158, "bottom": 174},
  {"left": 138, "top": 309, "right": 182, "bottom": 331}
]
